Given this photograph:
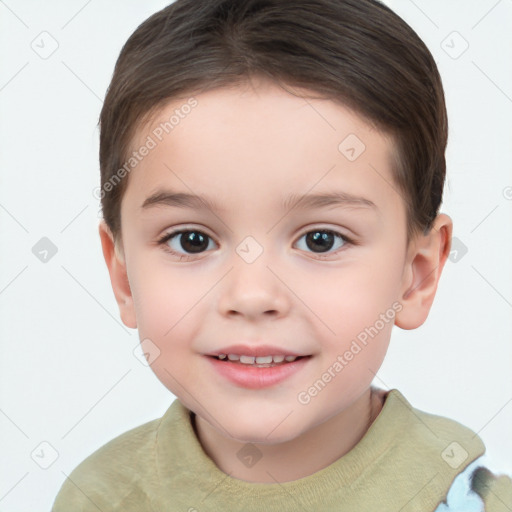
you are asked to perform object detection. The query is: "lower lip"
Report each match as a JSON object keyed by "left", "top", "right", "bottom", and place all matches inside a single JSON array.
[{"left": 206, "top": 356, "right": 311, "bottom": 389}]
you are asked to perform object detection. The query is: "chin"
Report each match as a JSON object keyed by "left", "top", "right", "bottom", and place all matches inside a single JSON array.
[{"left": 221, "top": 414, "right": 306, "bottom": 445}]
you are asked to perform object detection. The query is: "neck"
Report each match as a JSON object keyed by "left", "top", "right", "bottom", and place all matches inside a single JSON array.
[{"left": 193, "top": 386, "right": 385, "bottom": 483}]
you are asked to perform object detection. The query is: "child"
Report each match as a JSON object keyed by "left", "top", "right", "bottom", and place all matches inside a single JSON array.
[{"left": 52, "top": 0, "right": 512, "bottom": 510}]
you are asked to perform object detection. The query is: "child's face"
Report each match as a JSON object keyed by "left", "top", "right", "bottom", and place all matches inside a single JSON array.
[{"left": 109, "top": 78, "right": 418, "bottom": 443}]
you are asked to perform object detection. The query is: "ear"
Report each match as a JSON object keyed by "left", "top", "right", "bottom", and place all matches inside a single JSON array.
[
  {"left": 98, "top": 221, "right": 137, "bottom": 329},
  {"left": 395, "top": 213, "right": 453, "bottom": 330}
]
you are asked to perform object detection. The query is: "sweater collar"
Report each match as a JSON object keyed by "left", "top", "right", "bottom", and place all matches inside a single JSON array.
[{"left": 155, "top": 388, "right": 485, "bottom": 510}]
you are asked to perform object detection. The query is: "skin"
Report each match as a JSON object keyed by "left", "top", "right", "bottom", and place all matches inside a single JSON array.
[{"left": 99, "top": 76, "right": 452, "bottom": 483}]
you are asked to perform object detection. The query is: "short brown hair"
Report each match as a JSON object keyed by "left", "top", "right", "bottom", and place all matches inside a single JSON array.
[{"left": 99, "top": 0, "right": 447, "bottom": 242}]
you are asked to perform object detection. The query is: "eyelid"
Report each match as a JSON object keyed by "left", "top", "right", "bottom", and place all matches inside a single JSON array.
[
  {"left": 293, "top": 226, "right": 355, "bottom": 258},
  {"left": 157, "top": 224, "right": 217, "bottom": 243},
  {"left": 295, "top": 224, "right": 354, "bottom": 240},
  {"left": 157, "top": 224, "right": 354, "bottom": 244},
  {"left": 157, "top": 224, "right": 356, "bottom": 261},
  {"left": 156, "top": 227, "right": 218, "bottom": 261},
  {"left": 294, "top": 223, "right": 356, "bottom": 247}
]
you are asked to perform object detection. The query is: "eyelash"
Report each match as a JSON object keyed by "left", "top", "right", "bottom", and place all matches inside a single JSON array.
[{"left": 156, "top": 227, "right": 354, "bottom": 261}]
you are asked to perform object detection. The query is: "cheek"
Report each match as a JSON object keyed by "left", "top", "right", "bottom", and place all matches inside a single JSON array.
[
  {"left": 307, "top": 259, "right": 403, "bottom": 335},
  {"left": 129, "top": 267, "right": 201, "bottom": 392},
  {"left": 299, "top": 252, "right": 403, "bottom": 386},
  {"left": 128, "top": 259, "right": 194, "bottom": 344}
]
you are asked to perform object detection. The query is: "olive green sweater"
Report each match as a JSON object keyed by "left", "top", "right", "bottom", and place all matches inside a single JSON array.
[{"left": 52, "top": 389, "right": 511, "bottom": 511}]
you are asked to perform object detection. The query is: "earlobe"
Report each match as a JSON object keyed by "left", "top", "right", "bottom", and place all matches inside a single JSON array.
[
  {"left": 395, "top": 214, "right": 453, "bottom": 330},
  {"left": 98, "top": 221, "right": 137, "bottom": 329}
]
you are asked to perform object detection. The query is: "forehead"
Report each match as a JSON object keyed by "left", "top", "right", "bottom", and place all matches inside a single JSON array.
[{"left": 123, "top": 79, "right": 400, "bottom": 219}]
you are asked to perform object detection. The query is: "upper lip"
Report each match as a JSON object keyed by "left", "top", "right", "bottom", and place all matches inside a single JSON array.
[{"left": 205, "top": 344, "right": 309, "bottom": 357}]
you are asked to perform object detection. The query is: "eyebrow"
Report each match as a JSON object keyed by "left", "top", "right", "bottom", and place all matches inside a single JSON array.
[{"left": 141, "top": 189, "right": 377, "bottom": 212}]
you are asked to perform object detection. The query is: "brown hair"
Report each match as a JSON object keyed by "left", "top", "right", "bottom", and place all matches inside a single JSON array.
[{"left": 99, "top": 0, "right": 447, "bottom": 242}]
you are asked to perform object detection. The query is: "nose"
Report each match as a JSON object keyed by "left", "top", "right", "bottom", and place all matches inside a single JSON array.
[{"left": 217, "top": 253, "right": 291, "bottom": 321}]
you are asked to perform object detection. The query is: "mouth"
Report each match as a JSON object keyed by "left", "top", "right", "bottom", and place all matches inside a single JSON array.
[
  {"left": 206, "top": 353, "right": 313, "bottom": 389},
  {"left": 208, "top": 354, "right": 311, "bottom": 367}
]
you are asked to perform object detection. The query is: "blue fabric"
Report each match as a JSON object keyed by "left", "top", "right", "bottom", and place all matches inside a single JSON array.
[{"left": 434, "top": 458, "right": 485, "bottom": 512}]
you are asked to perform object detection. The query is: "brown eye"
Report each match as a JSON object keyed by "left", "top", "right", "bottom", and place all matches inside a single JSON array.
[
  {"left": 305, "top": 231, "right": 336, "bottom": 253},
  {"left": 176, "top": 231, "right": 209, "bottom": 253},
  {"left": 295, "top": 229, "right": 350, "bottom": 256},
  {"left": 158, "top": 229, "right": 216, "bottom": 257}
]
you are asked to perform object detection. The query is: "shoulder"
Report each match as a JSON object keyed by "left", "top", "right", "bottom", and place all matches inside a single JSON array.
[
  {"left": 383, "top": 389, "right": 486, "bottom": 461},
  {"left": 51, "top": 413, "right": 165, "bottom": 511},
  {"left": 383, "top": 390, "right": 512, "bottom": 512}
]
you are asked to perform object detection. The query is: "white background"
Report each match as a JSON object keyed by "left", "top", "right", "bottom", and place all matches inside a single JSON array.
[{"left": 0, "top": 1, "right": 511, "bottom": 510}]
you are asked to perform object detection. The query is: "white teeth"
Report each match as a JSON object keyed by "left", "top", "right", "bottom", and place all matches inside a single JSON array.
[
  {"left": 219, "top": 354, "right": 300, "bottom": 364},
  {"left": 255, "top": 355, "right": 273, "bottom": 364}
]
